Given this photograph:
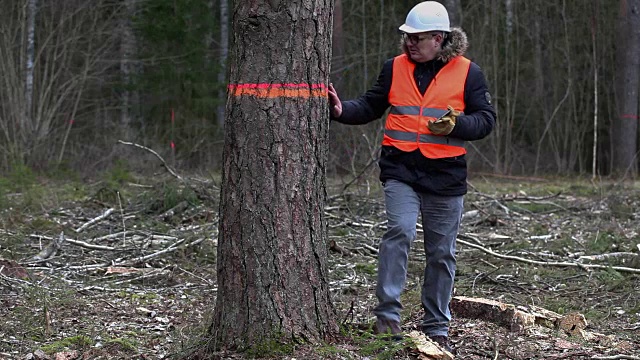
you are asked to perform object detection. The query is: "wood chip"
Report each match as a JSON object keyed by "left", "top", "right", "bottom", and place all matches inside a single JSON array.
[{"left": 407, "top": 331, "right": 454, "bottom": 360}]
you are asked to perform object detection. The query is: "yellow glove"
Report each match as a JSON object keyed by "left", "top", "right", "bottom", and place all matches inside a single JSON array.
[{"left": 428, "top": 105, "right": 460, "bottom": 136}]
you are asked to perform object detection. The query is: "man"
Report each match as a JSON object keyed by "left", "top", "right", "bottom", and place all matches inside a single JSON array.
[{"left": 328, "top": 1, "right": 496, "bottom": 353}]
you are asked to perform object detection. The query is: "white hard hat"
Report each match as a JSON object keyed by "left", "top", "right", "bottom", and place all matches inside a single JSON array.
[{"left": 399, "top": 1, "right": 450, "bottom": 34}]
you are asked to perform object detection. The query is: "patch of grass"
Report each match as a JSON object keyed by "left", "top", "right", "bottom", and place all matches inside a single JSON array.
[
  {"left": 566, "top": 183, "right": 601, "bottom": 196},
  {"left": 595, "top": 268, "right": 632, "bottom": 292},
  {"left": 105, "top": 160, "right": 134, "bottom": 188},
  {"left": 105, "top": 337, "right": 138, "bottom": 352},
  {"left": 0, "top": 164, "right": 48, "bottom": 211},
  {"left": 162, "top": 183, "right": 198, "bottom": 211},
  {"left": 46, "top": 162, "right": 81, "bottom": 182},
  {"left": 28, "top": 218, "right": 61, "bottom": 232},
  {"left": 116, "top": 291, "right": 159, "bottom": 305},
  {"left": 338, "top": 320, "right": 414, "bottom": 359},
  {"left": 355, "top": 262, "right": 377, "bottom": 276},
  {"left": 587, "top": 232, "right": 621, "bottom": 253},
  {"left": 139, "top": 181, "right": 199, "bottom": 214},
  {"left": 40, "top": 335, "right": 94, "bottom": 354},
  {"left": 609, "top": 199, "right": 635, "bottom": 220},
  {"left": 359, "top": 334, "right": 411, "bottom": 360},
  {"left": 510, "top": 201, "right": 559, "bottom": 214},
  {"left": 2, "top": 163, "right": 37, "bottom": 193},
  {"left": 545, "top": 236, "right": 576, "bottom": 254},
  {"left": 315, "top": 344, "right": 351, "bottom": 358}
]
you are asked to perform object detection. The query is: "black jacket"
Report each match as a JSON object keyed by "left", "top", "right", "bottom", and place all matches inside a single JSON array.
[{"left": 332, "top": 28, "right": 496, "bottom": 196}]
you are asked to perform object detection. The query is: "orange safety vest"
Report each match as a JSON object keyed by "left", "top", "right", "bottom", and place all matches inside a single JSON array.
[{"left": 382, "top": 54, "right": 471, "bottom": 159}]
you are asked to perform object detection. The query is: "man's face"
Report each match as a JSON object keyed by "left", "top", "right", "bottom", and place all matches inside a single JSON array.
[{"left": 403, "top": 32, "right": 443, "bottom": 63}]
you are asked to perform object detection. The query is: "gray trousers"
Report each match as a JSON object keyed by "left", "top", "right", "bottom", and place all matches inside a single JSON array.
[{"left": 373, "top": 179, "right": 463, "bottom": 337}]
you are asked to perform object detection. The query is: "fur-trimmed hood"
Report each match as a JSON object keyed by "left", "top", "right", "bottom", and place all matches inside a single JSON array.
[{"left": 401, "top": 27, "right": 468, "bottom": 63}]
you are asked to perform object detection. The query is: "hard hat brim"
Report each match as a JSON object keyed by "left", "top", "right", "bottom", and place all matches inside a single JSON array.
[
  {"left": 398, "top": 24, "right": 423, "bottom": 34},
  {"left": 398, "top": 23, "right": 451, "bottom": 34}
]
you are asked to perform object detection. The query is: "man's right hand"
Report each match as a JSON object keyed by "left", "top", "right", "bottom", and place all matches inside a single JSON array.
[{"left": 328, "top": 83, "right": 342, "bottom": 118}]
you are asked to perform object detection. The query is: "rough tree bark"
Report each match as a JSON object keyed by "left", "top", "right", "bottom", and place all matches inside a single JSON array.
[{"left": 208, "top": 0, "right": 337, "bottom": 351}]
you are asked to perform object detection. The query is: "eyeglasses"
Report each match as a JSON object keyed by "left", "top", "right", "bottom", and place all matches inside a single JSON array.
[{"left": 402, "top": 33, "right": 434, "bottom": 45}]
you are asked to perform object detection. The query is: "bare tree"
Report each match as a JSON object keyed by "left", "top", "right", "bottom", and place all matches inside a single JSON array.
[
  {"left": 0, "top": 0, "right": 119, "bottom": 168},
  {"left": 25, "top": 0, "right": 38, "bottom": 135},
  {"left": 207, "top": 0, "right": 337, "bottom": 352}
]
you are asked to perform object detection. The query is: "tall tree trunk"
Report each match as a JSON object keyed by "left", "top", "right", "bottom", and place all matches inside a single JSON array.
[
  {"left": 216, "top": 0, "right": 229, "bottom": 129},
  {"left": 120, "top": 0, "right": 138, "bottom": 142},
  {"left": 208, "top": 0, "right": 337, "bottom": 351},
  {"left": 24, "top": 0, "right": 38, "bottom": 157},
  {"left": 612, "top": 0, "right": 640, "bottom": 177}
]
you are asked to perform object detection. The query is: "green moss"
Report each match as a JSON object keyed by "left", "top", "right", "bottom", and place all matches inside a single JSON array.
[
  {"left": 40, "top": 335, "right": 94, "bottom": 354},
  {"left": 106, "top": 337, "right": 138, "bottom": 352},
  {"left": 510, "top": 201, "right": 559, "bottom": 214},
  {"left": 355, "top": 262, "right": 377, "bottom": 276},
  {"left": 244, "top": 336, "right": 295, "bottom": 358},
  {"left": 359, "top": 335, "right": 411, "bottom": 359}
]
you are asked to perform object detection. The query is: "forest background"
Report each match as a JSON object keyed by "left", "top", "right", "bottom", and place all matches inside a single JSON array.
[
  {"left": 2, "top": 1, "right": 640, "bottom": 359},
  {"left": 1, "top": 0, "right": 639, "bottom": 180}
]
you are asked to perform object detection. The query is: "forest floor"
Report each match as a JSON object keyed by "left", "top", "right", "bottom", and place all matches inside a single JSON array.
[{"left": 1, "top": 170, "right": 639, "bottom": 360}]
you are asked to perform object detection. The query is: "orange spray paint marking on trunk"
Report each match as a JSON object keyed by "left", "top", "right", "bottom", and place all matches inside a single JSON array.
[{"left": 229, "top": 83, "right": 328, "bottom": 98}]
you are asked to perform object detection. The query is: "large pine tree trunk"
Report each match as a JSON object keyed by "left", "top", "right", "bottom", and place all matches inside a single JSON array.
[
  {"left": 208, "top": 0, "right": 337, "bottom": 351},
  {"left": 612, "top": 0, "right": 640, "bottom": 176}
]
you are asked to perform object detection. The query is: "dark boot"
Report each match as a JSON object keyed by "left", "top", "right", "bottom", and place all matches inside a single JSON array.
[
  {"left": 374, "top": 318, "right": 403, "bottom": 341},
  {"left": 428, "top": 335, "right": 455, "bottom": 354}
]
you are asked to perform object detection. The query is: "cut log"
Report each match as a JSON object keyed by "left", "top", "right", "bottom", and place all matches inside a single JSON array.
[
  {"left": 451, "top": 296, "right": 535, "bottom": 332},
  {"left": 558, "top": 312, "right": 588, "bottom": 336},
  {"left": 451, "top": 296, "right": 551, "bottom": 332},
  {"left": 517, "top": 304, "right": 563, "bottom": 328}
]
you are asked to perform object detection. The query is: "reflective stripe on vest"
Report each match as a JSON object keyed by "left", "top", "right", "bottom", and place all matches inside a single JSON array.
[
  {"left": 383, "top": 54, "right": 471, "bottom": 159},
  {"left": 389, "top": 106, "right": 465, "bottom": 118},
  {"left": 384, "top": 129, "right": 465, "bottom": 147}
]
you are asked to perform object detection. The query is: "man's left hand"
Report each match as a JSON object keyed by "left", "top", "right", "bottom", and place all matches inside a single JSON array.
[{"left": 428, "top": 106, "right": 460, "bottom": 136}]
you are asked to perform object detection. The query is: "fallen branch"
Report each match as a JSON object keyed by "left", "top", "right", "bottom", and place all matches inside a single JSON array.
[
  {"left": 457, "top": 237, "right": 640, "bottom": 274},
  {"left": 578, "top": 252, "right": 639, "bottom": 263},
  {"left": 117, "top": 140, "right": 184, "bottom": 182},
  {"left": 75, "top": 208, "right": 114, "bottom": 233},
  {"left": 117, "top": 140, "right": 219, "bottom": 197},
  {"left": 31, "top": 232, "right": 66, "bottom": 261},
  {"left": 29, "top": 234, "right": 115, "bottom": 251},
  {"left": 65, "top": 237, "right": 205, "bottom": 270}
]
